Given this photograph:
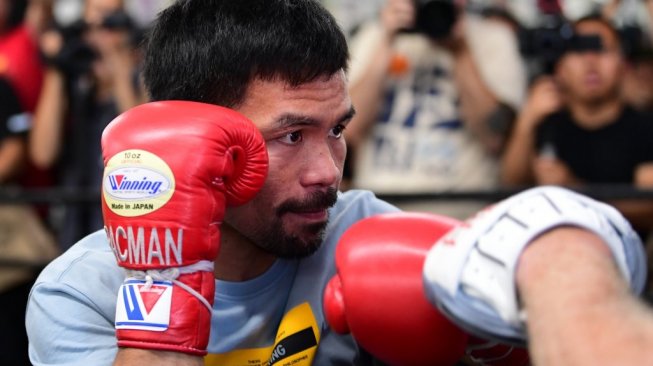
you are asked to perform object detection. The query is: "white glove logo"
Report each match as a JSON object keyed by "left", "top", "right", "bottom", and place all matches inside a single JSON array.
[{"left": 115, "top": 279, "right": 173, "bottom": 332}]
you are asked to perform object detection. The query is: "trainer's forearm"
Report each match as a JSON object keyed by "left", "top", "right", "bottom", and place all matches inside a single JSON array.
[{"left": 517, "top": 227, "right": 653, "bottom": 365}]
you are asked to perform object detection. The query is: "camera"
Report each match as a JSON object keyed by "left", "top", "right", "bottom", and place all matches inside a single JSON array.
[
  {"left": 100, "top": 10, "right": 135, "bottom": 31},
  {"left": 517, "top": 0, "right": 604, "bottom": 75},
  {"left": 46, "top": 10, "right": 136, "bottom": 77},
  {"left": 519, "top": 15, "right": 603, "bottom": 74},
  {"left": 402, "top": 0, "right": 458, "bottom": 40}
]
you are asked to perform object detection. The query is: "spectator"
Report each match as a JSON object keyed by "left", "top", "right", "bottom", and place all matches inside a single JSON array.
[
  {"left": 501, "top": 15, "right": 653, "bottom": 236},
  {"left": 0, "top": 76, "right": 39, "bottom": 366},
  {"left": 29, "top": 0, "right": 146, "bottom": 249},
  {"left": 0, "top": 0, "right": 56, "bottom": 224},
  {"left": 0, "top": 0, "right": 45, "bottom": 112},
  {"left": 620, "top": 43, "right": 653, "bottom": 113},
  {"left": 345, "top": 0, "right": 526, "bottom": 217},
  {"left": 602, "top": 0, "right": 653, "bottom": 113}
]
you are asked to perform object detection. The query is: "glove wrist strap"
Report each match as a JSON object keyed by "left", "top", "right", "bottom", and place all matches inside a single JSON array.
[{"left": 124, "top": 260, "right": 214, "bottom": 313}]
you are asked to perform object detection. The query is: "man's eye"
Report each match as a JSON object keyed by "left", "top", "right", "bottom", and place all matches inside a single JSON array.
[
  {"left": 280, "top": 131, "right": 302, "bottom": 144},
  {"left": 330, "top": 124, "right": 345, "bottom": 138}
]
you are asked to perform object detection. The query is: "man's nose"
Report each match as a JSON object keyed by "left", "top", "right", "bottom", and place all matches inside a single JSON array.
[
  {"left": 580, "top": 51, "right": 601, "bottom": 62},
  {"left": 300, "top": 142, "right": 340, "bottom": 188}
]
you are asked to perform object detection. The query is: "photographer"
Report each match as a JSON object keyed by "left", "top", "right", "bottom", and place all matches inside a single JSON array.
[
  {"left": 0, "top": 0, "right": 47, "bottom": 112},
  {"left": 345, "top": 0, "right": 527, "bottom": 216},
  {"left": 501, "top": 15, "right": 653, "bottom": 238},
  {"left": 603, "top": 0, "right": 653, "bottom": 113},
  {"left": 29, "top": 0, "right": 146, "bottom": 249}
]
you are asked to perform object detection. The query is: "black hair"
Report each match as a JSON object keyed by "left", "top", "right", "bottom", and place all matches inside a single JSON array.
[
  {"left": 142, "top": 0, "right": 349, "bottom": 107},
  {"left": 573, "top": 13, "right": 622, "bottom": 50},
  {"left": 3, "top": 0, "right": 27, "bottom": 32}
]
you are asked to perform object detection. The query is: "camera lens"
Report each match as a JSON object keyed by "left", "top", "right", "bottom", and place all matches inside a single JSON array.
[{"left": 415, "top": 0, "right": 457, "bottom": 40}]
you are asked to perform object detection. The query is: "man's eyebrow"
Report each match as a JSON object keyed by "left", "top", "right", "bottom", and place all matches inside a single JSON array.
[
  {"left": 262, "top": 105, "right": 356, "bottom": 133},
  {"left": 341, "top": 106, "right": 356, "bottom": 124},
  {"left": 274, "top": 114, "right": 318, "bottom": 129}
]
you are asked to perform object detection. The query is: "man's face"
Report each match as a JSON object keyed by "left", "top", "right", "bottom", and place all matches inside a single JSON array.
[
  {"left": 84, "top": 0, "right": 123, "bottom": 26},
  {"left": 556, "top": 21, "right": 624, "bottom": 104},
  {"left": 83, "top": 0, "right": 125, "bottom": 50},
  {"left": 226, "top": 71, "right": 353, "bottom": 258}
]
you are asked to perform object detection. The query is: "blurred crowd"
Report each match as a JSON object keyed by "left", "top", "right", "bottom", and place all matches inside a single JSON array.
[
  {"left": 1, "top": 0, "right": 165, "bottom": 250},
  {"left": 0, "top": 1, "right": 165, "bottom": 364},
  {"left": 331, "top": 0, "right": 653, "bottom": 243},
  {"left": 2, "top": 0, "right": 653, "bottom": 364}
]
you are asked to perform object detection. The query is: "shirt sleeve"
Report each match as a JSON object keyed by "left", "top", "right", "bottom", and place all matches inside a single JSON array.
[
  {"left": 25, "top": 238, "right": 123, "bottom": 366},
  {"left": 26, "top": 281, "right": 118, "bottom": 366}
]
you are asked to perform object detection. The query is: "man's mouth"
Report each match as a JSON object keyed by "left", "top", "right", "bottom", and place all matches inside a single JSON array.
[
  {"left": 276, "top": 188, "right": 338, "bottom": 221},
  {"left": 286, "top": 209, "right": 329, "bottom": 222},
  {"left": 584, "top": 71, "right": 601, "bottom": 86}
]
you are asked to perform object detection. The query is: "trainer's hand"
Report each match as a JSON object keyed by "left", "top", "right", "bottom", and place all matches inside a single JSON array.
[
  {"left": 323, "top": 212, "right": 468, "bottom": 366},
  {"left": 422, "top": 186, "right": 647, "bottom": 346},
  {"left": 102, "top": 101, "right": 268, "bottom": 355}
]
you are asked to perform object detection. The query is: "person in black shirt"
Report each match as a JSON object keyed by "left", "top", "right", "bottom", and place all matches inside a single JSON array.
[
  {"left": 502, "top": 15, "right": 653, "bottom": 237},
  {"left": 536, "top": 106, "right": 653, "bottom": 184}
]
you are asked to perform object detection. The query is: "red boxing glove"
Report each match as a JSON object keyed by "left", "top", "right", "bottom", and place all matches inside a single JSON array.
[
  {"left": 101, "top": 101, "right": 268, "bottom": 355},
  {"left": 324, "top": 212, "right": 469, "bottom": 366}
]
